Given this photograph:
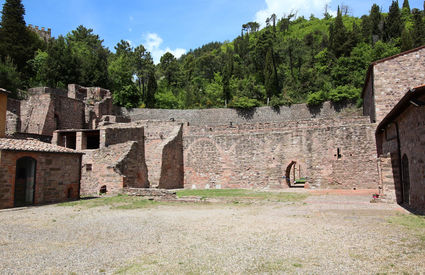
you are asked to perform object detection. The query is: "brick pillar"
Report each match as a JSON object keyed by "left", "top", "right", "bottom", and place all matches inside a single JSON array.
[{"left": 76, "top": 132, "right": 86, "bottom": 150}]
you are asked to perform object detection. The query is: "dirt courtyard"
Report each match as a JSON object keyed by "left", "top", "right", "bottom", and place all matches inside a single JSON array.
[{"left": 0, "top": 190, "right": 424, "bottom": 274}]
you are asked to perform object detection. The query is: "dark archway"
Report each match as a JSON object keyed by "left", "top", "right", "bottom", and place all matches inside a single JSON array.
[
  {"left": 401, "top": 154, "right": 410, "bottom": 205},
  {"left": 285, "top": 161, "right": 297, "bottom": 187},
  {"left": 14, "top": 157, "right": 36, "bottom": 207}
]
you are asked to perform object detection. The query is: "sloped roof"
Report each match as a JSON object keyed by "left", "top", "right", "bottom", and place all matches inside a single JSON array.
[
  {"left": 361, "top": 44, "right": 425, "bottom": 98},
  {"left": 0, "top": 138, "right": 83, "bottom": 154}
]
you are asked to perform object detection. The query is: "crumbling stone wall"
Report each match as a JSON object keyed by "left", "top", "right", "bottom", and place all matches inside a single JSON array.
[
  {"left": 80, "top": 141, "right": 148, "bottom": 195},
  {"left": 159, "top": 124, "right": 184, "bottom": 189},
  {"left": 184, "top": 117, "right": 379, "bottom": 190},
  {"left": 0, "top": 151, "right": 81, "bottom": 209},
  {"left": 363, "top": 46, "right": 425, "bottom": 123},
  {"left": 134, "top": 121, "right": 184, "bottom": 188},
  {"left": 17, "top": 93, "right": 84, "bottom": 136},
  {"left": 79, "top": 125, "right": 148, "bottom": 195}
]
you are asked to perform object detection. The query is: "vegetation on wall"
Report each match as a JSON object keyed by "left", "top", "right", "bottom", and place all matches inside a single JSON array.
[{"left": 1, "top": 0, "right": 424, "bottom": 107}]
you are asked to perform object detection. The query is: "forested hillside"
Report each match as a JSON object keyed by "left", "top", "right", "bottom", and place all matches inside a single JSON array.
[{"left": 1, "top": 0, "right": 424, "bottom": 109}]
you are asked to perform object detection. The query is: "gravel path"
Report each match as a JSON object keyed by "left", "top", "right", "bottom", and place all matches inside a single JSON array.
[{"left": 0, "top": 192, "right": 423, "bottom": 274}]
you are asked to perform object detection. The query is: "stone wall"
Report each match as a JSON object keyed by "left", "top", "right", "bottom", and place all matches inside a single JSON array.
[
  {"left": 377, "top": 94, "right": 425, "bottom": 209},
  {"left": 16, "top": 93, "right": 85, "bottom": 136},
  {"left": 123, "top": 102, "right": 361, "bottom": 126},
  {"left": 0, "top": 151, "right": 81, "bottom": 209},
  {"left": 135, "top": 121, "right": 184, "bottom": 188},
  {"left": 363, "top": 47, "right": 425, "bottom": 124},
  {"left": 183, "top": 117, "right": 379, "bottom": 190},
  {"left": 80, "top": 141, "right": 148, "bottom": 195}
]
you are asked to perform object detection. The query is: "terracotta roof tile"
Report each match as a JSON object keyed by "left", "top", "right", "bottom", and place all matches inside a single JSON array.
[{"left": 0, "top": 138, "right": 83, "bottom": 154}]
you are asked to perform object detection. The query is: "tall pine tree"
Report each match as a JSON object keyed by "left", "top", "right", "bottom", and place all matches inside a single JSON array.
[
  {"left": 0, "top": 0, "right": 44, "bottom": 80},
  {"left": 370, "top": 4, "right": 383, "bottom": 43},
  {"left": 384, "top": 1, "right": 402, "bottom": 42},
  {"left": 264, "top": 48, "right": 279, "bottom": 100},
  {"left": 329, "top": 6, "right": 349, "bottom": 57},
  {"left": 411, "top": 8, "right": 425, "bottom": 47}
]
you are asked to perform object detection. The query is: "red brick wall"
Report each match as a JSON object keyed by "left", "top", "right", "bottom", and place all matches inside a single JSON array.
[
  {"left": 0, "top": 151, "right": 81, "bottom": 209},
  {"left": 183, "top": 117, "right": 379, "bottom": 189}
]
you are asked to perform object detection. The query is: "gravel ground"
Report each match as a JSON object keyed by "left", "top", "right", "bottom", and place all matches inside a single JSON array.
[{"left": 0, "top": 192, "right": 424, "bottom": 274}]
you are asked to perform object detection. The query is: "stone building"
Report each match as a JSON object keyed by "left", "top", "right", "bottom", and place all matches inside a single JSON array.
[
  {"left": 52, "top": 124, "right": 150, "bottom": 195},
  {"left": 376, "top": 85, "right": 425, "bottom": 210},
  {"left": 28, "top": 25, "right": 51, "bottom": 42},
  {"left": 362, "top": 45, "right": 425, "bottom": 124},
  {"left": 0, "top": 89, "right": 83, "bottom": 209}
]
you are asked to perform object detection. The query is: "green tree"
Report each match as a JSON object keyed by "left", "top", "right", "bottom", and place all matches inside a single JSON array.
[
  {"left": 66, "top": 25, "right": 110, "bottom": 88},
  {"left": 329, "top": 6, "right": 349, "bottom": 57},
  {"left": 145, "top": 70, "right": 157, "bottom": 108},
  {"left": 411, "top": 8, "right": 425, "bottom": 47},
  {"left": 222, "top": 48, "right": 234, "bottom": 105},
  {"left": 402, "top": 0, "right": 410, "bottom": 13},
  {"left": 33, "top": 36, "right": 79, "bottom": 88},
  {"left": 264, "top": 48, "right": 279, "bottom": 100},
  {"left": 159, "top": 52, "right": 180, "bottom": 87},
  {"left": 0, "top": 0, "right": 44, "bottom": 82},
  {"left": 384, "top": 1, "right": 402, "bottom": 42},
  {"left": 401, "top": 27, "right": 413, "bottom": 51},
  {"left": 370, "top": 4, "right": 383, "bottom": 43},
  {"left": 0, "top": 57, "right": 21, "bottom": 95}
]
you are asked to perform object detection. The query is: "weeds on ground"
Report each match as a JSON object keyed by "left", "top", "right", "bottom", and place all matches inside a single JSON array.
[
  {"left": 176, "top": 189, "right": 308, "bottom": 202},
  {"left": 388, "top": 213, "right": 425, "bottom": 248},
  {"left": 57, "top": 195, "right": 164, "bottom": 209}
]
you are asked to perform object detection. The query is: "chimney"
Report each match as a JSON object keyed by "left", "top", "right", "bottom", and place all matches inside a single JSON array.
[{"left": 0, "top": 88, "right": 10, "bottom": 138}]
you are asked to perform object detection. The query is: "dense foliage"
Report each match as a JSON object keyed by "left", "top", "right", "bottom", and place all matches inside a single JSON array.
[{"left": 1, "top": 0, "right": 424, "bottom": 107}]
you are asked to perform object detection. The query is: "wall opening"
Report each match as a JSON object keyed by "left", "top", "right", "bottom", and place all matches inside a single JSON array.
[
  {"left": 86, "top": 164, "right": 92, "bottom": 171},
  {"left": 401, "top": 154, "right": 410, "bottom": 205},
  {"left": 86, "top": 131, "right": 100, "bottom": 149},
  {"left": 14, "top": 157, "right": 36, "bottom": 207},
  {"left": 63, "top": 132, "right": 77, "bottom": 149},
  {"left": 67, "top": 187, "right": 73, "bottom": 199},
  {"left": 99, "top": 185, "right": 107, "bottom": 194}
]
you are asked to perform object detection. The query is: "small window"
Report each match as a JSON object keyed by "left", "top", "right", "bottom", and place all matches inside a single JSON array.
[
  {"left": 86, "top": 164, "right": 92, "bottom": 171},
  {"left": 334, "top": 148, "right": 342, "bottom": 159}
]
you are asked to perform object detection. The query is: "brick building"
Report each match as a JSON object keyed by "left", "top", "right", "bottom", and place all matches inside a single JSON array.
[
  {"left": 362, "top": 45, "right": 425, "bottom": 124},
  {"left": 376, "top": 86, "right": 425, "bottom": 210},
  {"left": 0, "top": 89, "right": 83, "bottom": 209}
]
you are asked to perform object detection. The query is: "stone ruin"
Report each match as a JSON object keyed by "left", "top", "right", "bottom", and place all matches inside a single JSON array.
[{"left": 5, "top": 83, "right": 380, "bottom": 196}]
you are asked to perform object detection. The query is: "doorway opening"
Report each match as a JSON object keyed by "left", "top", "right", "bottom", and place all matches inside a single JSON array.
[{"left": 14, "top": 157, "right": 36, "bottom": 207}]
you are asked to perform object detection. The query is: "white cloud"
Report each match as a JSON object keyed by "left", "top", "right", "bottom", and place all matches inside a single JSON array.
[
  {"left": 144, "top": 33, "right": 186, "bottom": 64},
  {"left": 255, "top": 0, "right": 333, "bottom": 27}
]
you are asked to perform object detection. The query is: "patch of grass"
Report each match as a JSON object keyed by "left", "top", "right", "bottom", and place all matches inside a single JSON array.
[
  {"left": 58, "top": 195, "right": 164, "bottom": 210},
  {"left": 388, "top": 214, "right": 425, "bottom": 230},
  {"left": 176, "top": 189, "right": 308, "bottom": 202}
]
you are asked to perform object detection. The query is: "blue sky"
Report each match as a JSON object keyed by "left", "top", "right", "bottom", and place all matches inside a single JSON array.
[{"left": 1, "top": 0, "right": 424, "bottom": 63}]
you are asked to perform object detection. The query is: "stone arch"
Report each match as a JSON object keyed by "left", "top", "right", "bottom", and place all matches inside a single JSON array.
[{"left": 14, "top": 157, "right": 37, "bottom": 207}]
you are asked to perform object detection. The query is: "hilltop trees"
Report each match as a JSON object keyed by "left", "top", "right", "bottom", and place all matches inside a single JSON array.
[
  {"left": 1, "top": 0, "right": 425, "bottom": 108},
  {"left": 0, "top": 0, "right": 44, "bottom": 94}
]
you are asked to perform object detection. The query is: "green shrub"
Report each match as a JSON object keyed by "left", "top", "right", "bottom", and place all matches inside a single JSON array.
[
  {"left": 327, "top": 85, "right": 361, "bottom": 103},
  {"left": 307, "top": 90, "right": 327, "bottom": 106}
]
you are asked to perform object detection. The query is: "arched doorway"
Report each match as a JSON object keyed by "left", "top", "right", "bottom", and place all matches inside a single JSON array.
[
  {"left": 401, "top": 154, "right": 410, "bottom": 205},
  {"left": 14, "top": 157, "right": 36, "bottom": 207}
]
